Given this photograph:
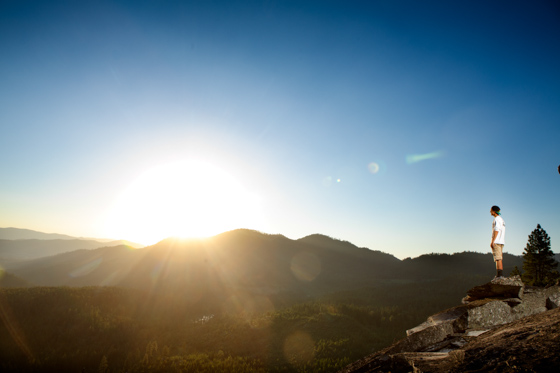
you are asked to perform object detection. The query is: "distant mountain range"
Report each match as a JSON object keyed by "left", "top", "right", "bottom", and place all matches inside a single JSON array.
[
  {"left": 2, "top": 230, "right": 400, "bottom": 292},
  {"left": 0, "top": 227, "right": 144, "bottom": 263},
  {"left": 3, "top": 228, "right": 556, "bottom": 295},
  {"left": 0, "top": 227, "right": 143, "bottom": 245},
  {"left": 0, "top": 227, "right": 78, "bottom": 240}
]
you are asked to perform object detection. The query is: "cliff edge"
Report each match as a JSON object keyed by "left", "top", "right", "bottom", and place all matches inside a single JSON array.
[{"left": 340, "top": 276, "right": 560, "bottom": 372}]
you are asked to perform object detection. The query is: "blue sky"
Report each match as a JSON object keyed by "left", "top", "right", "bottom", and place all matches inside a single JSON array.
[{"left": 1, "top": 0, "right": 559, "bottom": 259}]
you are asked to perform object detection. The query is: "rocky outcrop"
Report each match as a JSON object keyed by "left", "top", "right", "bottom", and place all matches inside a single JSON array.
[
  {"left": 340, "top": 276, "right": 560, "bottom": 373},
  {"left": 461, "top": 276, "right": 524, "bottom": 303}
]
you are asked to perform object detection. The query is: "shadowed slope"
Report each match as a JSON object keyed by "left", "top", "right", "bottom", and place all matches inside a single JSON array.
[
  {"left": 6, "top": 230, "right": 402, "bottom": 300},
  {"left": 6, "top": 230, "right": 531, "bottom": 298},
  {"left": 6, "top": 245, "right": 142, "bottom": 286},
  {"left": 118, "top": 230, "right": 402, "bottom": 299}
]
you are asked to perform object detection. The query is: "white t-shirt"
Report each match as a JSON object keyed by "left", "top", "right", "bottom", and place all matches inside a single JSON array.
[{"left": 492, "top": 215, "right": 506, "bottom": 245}]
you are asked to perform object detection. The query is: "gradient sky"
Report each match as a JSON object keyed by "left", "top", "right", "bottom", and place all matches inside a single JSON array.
[{"left": 1, "top": 0, "right": 559, "bottom": 259}]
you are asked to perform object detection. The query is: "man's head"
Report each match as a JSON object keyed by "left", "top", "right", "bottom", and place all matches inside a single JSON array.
[{"left": 490, "top": 205, "right": 501, "bottom": 217}]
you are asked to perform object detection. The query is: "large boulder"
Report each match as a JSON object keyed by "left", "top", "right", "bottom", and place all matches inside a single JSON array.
[
  {"left": 407, "top": 297, "right": 521, "bottom": 338},
  {"left": 465, "top": 299, "right": 513, "bottom": 328},
  {"left": 402, "top": 299, "right": 509, "bottom": 353},
  {"left": 511, "top": 302, "right": 548, "bottom": 321},
  {"left": 407, "top": 307, "right": 468, "bottom": 337},
  {"left": 387, "top": 322, "right": 455, "bottom": 354},
  {"left": 462, "top": 276, "right": 524, "bottom": 303}
]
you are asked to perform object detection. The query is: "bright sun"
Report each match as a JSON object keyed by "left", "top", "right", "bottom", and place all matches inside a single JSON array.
[{"left": 104, "top": 160, "right": 264, "bottom": 245}]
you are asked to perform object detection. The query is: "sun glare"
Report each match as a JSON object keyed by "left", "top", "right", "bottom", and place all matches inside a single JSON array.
[{"left": 105, "top": 160, "right": 264, "bottom": 245}]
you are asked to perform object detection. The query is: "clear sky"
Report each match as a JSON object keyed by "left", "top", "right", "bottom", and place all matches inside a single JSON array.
[{"left": 1, "top": 0, "right": 559, "bottom": 259}]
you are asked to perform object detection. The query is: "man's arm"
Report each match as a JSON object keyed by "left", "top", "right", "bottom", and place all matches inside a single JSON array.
[{"left": 491, "top": 230, "right": 498, "bottom": 248}]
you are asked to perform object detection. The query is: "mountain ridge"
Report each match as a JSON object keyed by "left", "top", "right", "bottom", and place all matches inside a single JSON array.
[
  {"left": 0, "top": 238, "right": 143, "bottom": 263},
  {"left": 0, "top": 229, "right": 527, "bottom": 292},
  {"left": 0, "top": 227, "right": 143, "bottom": 247},
  {"left": 2, "top": 228, "right": 557, "bottom": 295},
  {"left": 2, "top": 229, "right": 402, "bottom": 293},
  {"left": 0, "top": 227, "right": 76, "bottom": 240}
]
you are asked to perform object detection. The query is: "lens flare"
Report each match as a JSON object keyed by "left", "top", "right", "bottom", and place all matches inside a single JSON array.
[
  {"left": 406, "top": 150, "right": 445, "bottom": 164},
  {"left": 368, "top": 160, "right": 387, "bottom": 175},
  {"left": 69, "top": 258, "right": 102, "bottom": 278},
  {"left": 100, "top": 270, "right": 121, "bottom": 286},
  {"left": 368, "top": 162, "right": 380, "bottom": 174},
  {"left": 150, "top": 261, "right": 165, "bottom": 286},
  {"left": 290, "top": 252, "right": 321, "bottom": 282},
  {"left": 223, "top": 292, "right": 275, "bottom": 319},
  {"left": 323, "top": 176, "right": 343, "bottom": 187},
  {"left": 283, "top": 331, "right": 315, "bottom": 365}
]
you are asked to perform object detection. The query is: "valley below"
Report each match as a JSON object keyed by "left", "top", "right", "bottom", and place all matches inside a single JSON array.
[{"left": 0, "top": 228, "right": 555, "bottom": 372}]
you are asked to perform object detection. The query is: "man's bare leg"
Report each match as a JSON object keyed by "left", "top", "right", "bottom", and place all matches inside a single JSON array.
[{"left": 496, "top": 259, "right": 503, "bottom": 277}]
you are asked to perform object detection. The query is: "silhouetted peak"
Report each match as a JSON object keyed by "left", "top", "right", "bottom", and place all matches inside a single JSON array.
[
  {"left": 298, "top": 234, "right": 357, "bottom": 248},
  {"left": 298, "top": 233, "right": 396, "bottom": 261}
]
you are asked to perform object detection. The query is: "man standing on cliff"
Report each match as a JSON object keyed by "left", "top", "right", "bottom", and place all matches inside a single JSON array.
[{"left": 490, "top": 205, "right": 506, "bottom": 281}]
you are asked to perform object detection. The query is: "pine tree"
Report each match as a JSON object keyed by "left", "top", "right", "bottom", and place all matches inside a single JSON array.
[
  {"left": 522, "top": 224, "right": 558, "bottom": 286},
  {"left": 510, "top": 266, "right": 522, "bottom": 277}
]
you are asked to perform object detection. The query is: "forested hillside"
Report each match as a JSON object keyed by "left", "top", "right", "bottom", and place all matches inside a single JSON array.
[{"left": 0, "top": 276, "right": 482, "bottom": 372}]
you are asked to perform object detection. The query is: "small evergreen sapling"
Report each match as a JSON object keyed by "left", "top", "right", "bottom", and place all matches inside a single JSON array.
[{"left": 510, "top": 266, "right": 522, "bottom": 277}]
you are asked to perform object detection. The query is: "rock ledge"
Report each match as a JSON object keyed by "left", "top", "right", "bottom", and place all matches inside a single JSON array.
[{"left": 339, "top": 276, "right": 560, "bottom": 373}]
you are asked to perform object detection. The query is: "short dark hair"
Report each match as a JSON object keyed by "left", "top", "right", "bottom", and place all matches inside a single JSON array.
[{"left": 491, "top": 205, "right": 501, "bottom": 213}]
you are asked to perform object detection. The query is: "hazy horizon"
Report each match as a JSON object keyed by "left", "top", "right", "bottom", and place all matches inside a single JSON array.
[
  {"left": 1, "top": 0, "right": 559, "bottom": 260},
  {"left": 2, "top": 225, "right": 557, "bottom": 262}
]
